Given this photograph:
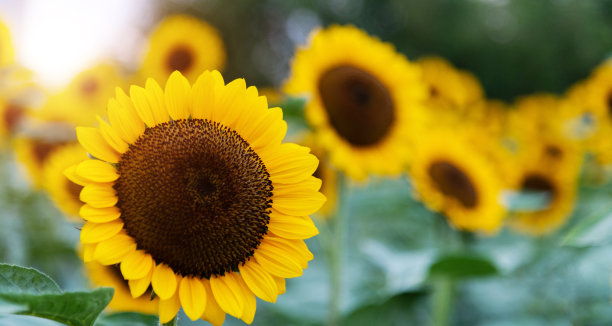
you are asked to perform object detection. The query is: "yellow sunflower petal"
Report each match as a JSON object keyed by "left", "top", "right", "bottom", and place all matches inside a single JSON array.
[
  {"left": 165, "top": 71, "right": 191, "bottom": 120},
  {"left": 272, "top": 276, "right": 286, "bottom": 295},
  {"left": 76, "top": 127, "right": 120, "bottom": 163},
  {"left": 128, "top": 267, "right": 154, "bottom": 298},
  {"left": 247, "top": 108, "right": 287, "bottom": 150},
  {"left": 64, "top": 165, "right": 89, "bottom": 186},
  {"left": 235, "top": 275, "right": 256, "bottom": 324},
  {"left": 191, "top": 70, "right": 224, "bottom": 119},
  {"left": 130, "top": 85, "right": 156, "bottom": 127},
  {"left": 265, "top": 237, "right": 313, "bottom": 268},
  {"left": 82, "top": 243, "right": 97, "bottom": 262},
  {"left": 120, "top": 250, "right": 154, "bottom": 280},
  {"left": 272, "top": 188, "right": 326, "bottom": 216},
  {"left": 268, "top": 212, "right": 318, "bottom": 239},
  {"left": 151, "top": 263, "right": 178, "bottom": 300},
  {"left": 79, "top": 184, "right": 118, "bottom": 208},
  {"left": 80, "top": 220, "right": 124, "bottom": 244},
  {"left": 158, "top": 292, "right": 181, "bottom": 324},
  {"left": 108, "top": 89, "right": 145, "bottom": 144},
  {"left": 179, "top": 277, "right": 207, "bottom": 321},
  {"left": 238, "top": 259, "right": 278, "bottom": 303},
  {"left": 79, "top": 205, "right": 121, "bottom": 223},
  {"left": 94, "top": 232, "right": 137, "bottom": 265},
  {"left": 75, "top": 160, "right": 118, "bottom": 183},
  {"left": 144, "top": 78, "right": 169, "bottom": 125},
  {"left": 201, "top": 279, "right": 226, "bottom": 326},
  {"left": 211, "top": 77, "right": 246, "bottom": 125},
  {"left": 209, "top": 272, "right": 244, "bottom": 318},
  {"left": 97, "top": 116, "right": 129, "bottom": 154},
  {"left": 263, "top": 150, "right": 318, "bottom": 185},
  {"left": 253, "top": 242, "right": 303, "bottom": 278}
]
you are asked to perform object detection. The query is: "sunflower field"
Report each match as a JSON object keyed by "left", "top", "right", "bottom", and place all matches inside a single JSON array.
[{"left": 0, "top": 0, "right": 611, "bottom": 325}]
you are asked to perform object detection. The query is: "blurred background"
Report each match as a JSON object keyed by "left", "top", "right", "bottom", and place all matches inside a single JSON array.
[{"left": 0, "top": 0, "right": 612, "bottom": 325}]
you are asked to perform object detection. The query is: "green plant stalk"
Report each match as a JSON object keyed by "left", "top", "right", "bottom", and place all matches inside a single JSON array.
[
  {"left": 162, "top": 315, "right": 178, "bottom": 326},
  {"left": 431, "top": 276, "right": 455, "bottom": 326},
  {"left": 328, "top": 172, "right": 347, "bottom": 326}
]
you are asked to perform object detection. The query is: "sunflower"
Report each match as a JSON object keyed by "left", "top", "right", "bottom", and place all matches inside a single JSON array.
[
  {"left": 69, "top": 70, "right": 324, "bottom": 324},
  {"left": 410, "top": 128, "right": 506, "bottom": 233},
  {"left": 139, "top": 14, "right": 225, "bottom": 84},
  {"left": 43, "top": 143, "right": 88, "bottom": 220},
  {"left": 84, "top": 261, "right": 158, "bottom": 314},
  {"left": 0, "top": 97, "right": 27, "bottom": 142},
  {"left": 284, "top": 25, "right": 426, "bottom": 180},
  {"left": 13, "top": 121, "right": 77, "bottom": 189},
  {"left": 0, "top": 19, "right": 15, "bottom": 67},
  {"left": 505, "top": 136, "right": 582, "bottom": 235},
  {"left": 418, "top": 56, "right": 484, "bottom": 109}
]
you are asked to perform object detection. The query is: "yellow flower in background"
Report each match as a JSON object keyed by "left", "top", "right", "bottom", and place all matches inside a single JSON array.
[
  {"left": 284, "top": 25, "right": 426, "bottom": 180},
  {"left": 0, "top": 20, "right": 15, "bottom": 67},
  {"left": 69, "top": 71, "right": 324, "bottom": 324},
  {"left": 418, "top": 56, "right": 484, "bottom": 109},
  {"left": 37, "top": 63, "right": 126, "bottom": 127},
  {"left": 13, "top": 120, "right": 77, "bottom": 189},
  {"left": 506, "top": 136, "right": 582, "bottom": 235},
  {"left": 43, "top": 143, "right": 88, "bottom": 220},
  {"left": 410, "top": 128, "right": 506, "bottom": 233},
  {"left": 299, "top": 133, "right": 338, "bottom": 218},
  {"left": 139, "top": 14, "right": 226, "bottom": 84},
  {"left": 84, "top": 261, "right": 158, "bottom": 314}
]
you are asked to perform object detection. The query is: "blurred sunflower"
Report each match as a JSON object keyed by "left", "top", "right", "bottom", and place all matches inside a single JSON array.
[
  {"left": 506, "top": 137, "right": 582, "bottom": 235},
  {"left": 418, "top": 56, "right": 484, "bottom": 109},
  {"left": 139, "top": 14, "right": 225, "bottom": 84},
  {"left": 37, "top": 64, "right": 125, "bottom": 127},
  {"left": 43, "top": 143, "right": 88, "bottom": 220},
  {"left": 410, "top": 128, "right": 506, "bottom": 233},
  {"left": 0, "top": 98, "right": 27, "bottom": 142},
  {"left": 84, "top": 261, "right": 158, "bottom": 314},
  {"left": 284, "top": 25, "right": 426, "bottom": 180},
  {"left": 70, "top": 71, "right": 324, "bottom": 324},
  {"left": 0, "top": 20, "right": 15, "bottom": 67}
]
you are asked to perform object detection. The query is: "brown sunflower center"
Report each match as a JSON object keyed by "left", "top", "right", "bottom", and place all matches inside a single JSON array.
[
  {"left": 81, "top": 78, "right": 99, "bottom": 96},
  {"left": 318, "top": 65, "right": 395, "bottom": 147},
  {"left": 31, "top": 141, "right": 66, "bottom": 166},
  {"left": 521, "top": 174, "right": 555, "bottom": 199},
  {"left": 428, "top": 161, "right": 478, "bottom": 208},
  {"left": 113, "top": 119, "right": 273, "bottom": 279},
  {"left": 606, "top": 90, "right": 612, "bottom": 117},
  {"left": 167, "top": 46, "right": 194, "bottom": 73},
  {"left": 3, "top": 104, "right": 24, "bottom": 134},
  {"left": 544, "top": 145, "right": 562, "bottom": 159}
]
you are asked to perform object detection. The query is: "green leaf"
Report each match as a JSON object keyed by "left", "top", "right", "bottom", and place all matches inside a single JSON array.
[
  {"left": 0, "top": 264, "right": 114, "bottom": 326},
  {"left": 342, "top": 291, "right": 428, "bottom": 326},
  {"left": 95, "top": 312, "right": 158, "bottom": 326},
  {"left": 427, "top": 254, "right": 498, "bottom": 279}
]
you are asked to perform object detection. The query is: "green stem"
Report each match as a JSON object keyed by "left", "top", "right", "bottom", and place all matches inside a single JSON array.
[
  {"left": 161, "top": 316, "right": 178, "bottom": 326},
  {"left": 432, "top": 277, "right": 454, "bottom": 326},
  {"left": 328, "top": 172, "right": 347, "bottom": 326}
]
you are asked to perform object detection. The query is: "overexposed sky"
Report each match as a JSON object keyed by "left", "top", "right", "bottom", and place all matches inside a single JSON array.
[{"left": 0, "top": 0, "right": 156, "bottom": 89}]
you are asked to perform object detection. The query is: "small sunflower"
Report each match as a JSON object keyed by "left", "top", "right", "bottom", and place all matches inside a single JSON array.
[
  {"left": 84, "top": 261, "right": 158, "bottom": 314},
  {"left": 506, "top": 137, "right": 582, "bottom": 235},
  {"left": 284, "top": 25, "right": 426, "bottom": 180},
  {"left": 418, "top": 56, "right": 484, "bottom": 109},
  {"left": 43, "top": 143, "right": 88, "bottom": 220},
  {"left": 14, "top": 121, "right": 77, "bottom": 189},
  {"left": 410, "top": 128, "right": 506, "bottom": 233},
  {"left": 0, "top": 20, "right": 15, "bottom": 67},
  {"left": 69, "top": 70, "right": 324, "bottom": 324},
  {"left": 139, "top": 14, "right": 226, "bottom": 84}
]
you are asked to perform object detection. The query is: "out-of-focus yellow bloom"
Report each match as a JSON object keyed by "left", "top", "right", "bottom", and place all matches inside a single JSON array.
[
  {"left": 0, "top": 20, "right": 15, "bottom": 67},
  {"left": 138, "top": 14, "right": 226, "bottom": 84},
  {"left": 418, "top": 56, "right": 484, "bottom": 109},
  {"left": 410, "top": 127, "right": 507, "bottom": 233},
  {"left": 42, "top": 143, "right": 88, "bottom": 220},
  {"left": 84, "top": 261, "right": 158, "bottom": 314},
  {"left": 284, "top": 25, "right": 427, "bottom": 180}
]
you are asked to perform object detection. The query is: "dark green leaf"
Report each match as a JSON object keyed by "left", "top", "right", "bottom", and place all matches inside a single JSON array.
[
  {"left": 427, "top": 254, "right": 498, "bottom": 279},
  {"left": 0, "top": 264, "right": 113, "bottom": 326},
  {"left": 95, "top": 312, "right": 158, "bottom": 326}
]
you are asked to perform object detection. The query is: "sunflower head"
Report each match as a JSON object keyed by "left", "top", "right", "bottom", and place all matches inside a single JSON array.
[
  {"left": 284, "top": 24, "right": 427, "bottom": 180},
  {"left": 70, "top": 70, "right": 324, "bottom": 324},
  {"left": 139, "top": 14, "right": 226, "bottom": 84}
]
